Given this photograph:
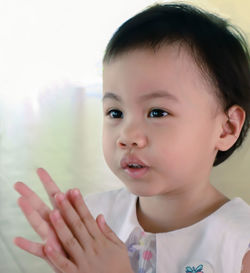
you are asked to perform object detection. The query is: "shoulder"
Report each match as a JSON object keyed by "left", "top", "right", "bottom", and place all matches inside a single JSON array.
[
  {"left": 84, "top": 187, "right": 133, "bottom": 206},
  {"left": 215, "top": 198, "right": 250, "bottom": 230},
  {"left": 215, "top": 198, "right": 250, "bottom": 271},
  {"left": 224, "top": 197, "right": 250, "bottom": 216},
  {"left": 213, "top": 198, "right": 250, "bottom": 246},
  {"left": 84, "top": 187, "right": 136, "bottom": 217},
  {"left": 83, "top": 187, "right": 138, "bottom": 239}
]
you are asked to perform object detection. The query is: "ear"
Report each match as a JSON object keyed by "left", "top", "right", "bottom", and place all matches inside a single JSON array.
[{"left": 215, "top": 105, "right": 246, "bottom": 151}]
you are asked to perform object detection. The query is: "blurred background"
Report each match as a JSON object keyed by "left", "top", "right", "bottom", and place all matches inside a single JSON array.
[{"left": 0, "top": 0, "right": 249, "bottom": 272}]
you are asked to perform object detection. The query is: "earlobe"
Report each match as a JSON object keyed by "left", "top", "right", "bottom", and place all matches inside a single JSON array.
[{"left": 216, "top": 105, "right": 246, "bottom": 151}]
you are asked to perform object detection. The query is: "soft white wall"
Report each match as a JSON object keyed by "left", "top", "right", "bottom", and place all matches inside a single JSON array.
[
  {"left": 1, "top": 0, "right": 249, "bottom": 99},
  {"left": 0, "top": 0, "right": 161, "bottom": 104}
]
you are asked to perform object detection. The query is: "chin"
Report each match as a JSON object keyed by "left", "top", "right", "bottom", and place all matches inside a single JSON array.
[{"left": 124, "top": 183, "right": 161, "bottom": 197}]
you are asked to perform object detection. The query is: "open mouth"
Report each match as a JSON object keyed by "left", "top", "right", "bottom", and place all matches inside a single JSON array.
[
  {"left": 124, "top": 164, "right": 149, "bottom": 179},
  {"left": 127, "top": 163, "right": 144, "bottom": 169},
  {"left": 120, "top": 155, "right": 149, "bottom": 178}
]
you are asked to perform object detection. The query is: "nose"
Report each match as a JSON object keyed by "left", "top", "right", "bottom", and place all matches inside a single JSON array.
[{"left": 117, "top": 122, "right": 148, "bottom": 150}]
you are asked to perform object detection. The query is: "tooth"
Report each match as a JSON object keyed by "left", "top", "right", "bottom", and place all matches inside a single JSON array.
[{"left": 129, "top": 164, "right": 143, "bottom": 168}]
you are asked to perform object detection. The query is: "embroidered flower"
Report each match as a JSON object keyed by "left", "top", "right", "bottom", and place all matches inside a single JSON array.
[
  {"left": 143, "top": 250, "right": 153, "bottom": 261},
  {"left": 125, "top": 227, "right": 156, "bottom": 273},
  {"left": 138, "top": 238, "right": 144, "bottom": 245},
  {"left": 128, "top": 243, "right": 136, "bottom": 253},
  {"left": 185, "top": 264, "right": 203, "bottom": 273}
]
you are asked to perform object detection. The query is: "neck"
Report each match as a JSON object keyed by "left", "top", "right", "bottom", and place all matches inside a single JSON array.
[{"left": 136, "top": 182, "right": 229, "bottom": 233}]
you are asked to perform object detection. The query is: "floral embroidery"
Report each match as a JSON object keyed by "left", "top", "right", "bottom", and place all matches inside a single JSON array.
[
  {"left": 143, "top": 250, "right": 153, "bottom": 261},
  {"left": 185, "top": 264, "right": 204, "bottom": 273},
  {"left": 125, "top": 227, "right": 156, "bottom": 273}
]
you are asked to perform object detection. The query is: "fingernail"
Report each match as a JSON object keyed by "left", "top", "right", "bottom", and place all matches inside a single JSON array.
[
  {"left": 55, "top": 192, "right": 65, "bottom": 202},
  {"left": 101, "top": 214, "right": 106, "bottom": 225},
  {"left": 72, "top": 188, "right": 80, "bottom": 197}
]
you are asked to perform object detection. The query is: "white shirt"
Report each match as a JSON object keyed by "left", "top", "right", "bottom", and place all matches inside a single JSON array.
[{"left": 85, "top": 187, "right": 250, "bottom": 273}]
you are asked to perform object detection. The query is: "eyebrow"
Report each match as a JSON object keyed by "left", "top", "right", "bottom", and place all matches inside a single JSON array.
[{"left": 102, "top": 90, "right": 180, "bottom": 103}]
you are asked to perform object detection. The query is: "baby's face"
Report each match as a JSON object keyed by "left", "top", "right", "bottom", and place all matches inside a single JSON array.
[{"left": 102, "top": 44, "right": 225, "bottom": 197}]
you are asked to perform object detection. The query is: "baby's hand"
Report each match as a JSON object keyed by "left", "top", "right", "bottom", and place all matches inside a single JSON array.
[
  {"left": 14, "top": 168, "right": 67, "bottom": 273},
  {"left": 44, "top": 189, "right": 134, "bottom": 273}
]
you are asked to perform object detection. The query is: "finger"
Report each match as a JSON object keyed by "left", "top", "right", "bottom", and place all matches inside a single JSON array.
[
  {"left": 14, "top": 182, "right": 51, "bottom": 221},
  {"left": 49, "top": 209, "right": 84, "bottom": 263},
  {"left": 65, "top": 189, "right": 72, "bottom": 201},
  {"left": 14, "top": 237, "right": 67, "bottom": 273},
  {"left": 54, "top": 192, "right": 94, "bottom": 251},
  {"left": 36, "top": 168, "right": 61, "bottom": 208},
  {"left": 18, "top": 197, "right": 49, "bottom": 240},
  {"left": 17, "top": 193, "right": 67, "bottom": 256},
  {"left": 44, "top": 244, "right": 77, "bottom": 273},
  {"left": 69, "top": 189, "right": 103, "bottom": 240},
  {"left": 16, "top": 190, "right": 68, "bottom": 257},
  {"left": 96, "top": 214, "right": 124, "bottom": 246},
  {"left": 14, "top": 236, "right": 45, "bottom": 258}
]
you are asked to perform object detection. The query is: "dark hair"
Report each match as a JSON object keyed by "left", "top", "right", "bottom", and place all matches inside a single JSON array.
[{"left": 103, "top": 2, "right": 250, "bottom": 166}]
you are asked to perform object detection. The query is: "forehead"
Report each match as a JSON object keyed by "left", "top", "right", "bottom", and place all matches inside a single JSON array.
[
  {"left": 103, "top": 44, "right": 201, "bottom": 75},
  {"left": 102, "top": 44, "right": 219, "bottom": 109}
]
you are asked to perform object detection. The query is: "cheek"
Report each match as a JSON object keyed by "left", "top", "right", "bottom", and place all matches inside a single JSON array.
[
  {"left": 151, "top": 125, "right": 197, "bottom": 162},
  {"left": 102, "top": 127, "right": 115, "bottom": 163},
  {"left": 155, "top": 122, "right": 216, "bottom": 170},
  {"left": 149, "top": 130, "right": 179, "bottom": 163}
]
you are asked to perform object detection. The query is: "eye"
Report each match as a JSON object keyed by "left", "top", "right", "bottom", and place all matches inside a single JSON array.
[
  {"left": 106, "top": 109, "right": 123, "bottom": 119},
  {"left": 148, "top": 108, "right": 169, "bottom": 118}
]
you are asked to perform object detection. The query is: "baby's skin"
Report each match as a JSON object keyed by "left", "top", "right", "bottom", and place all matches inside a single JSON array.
[{"left": 14, "top": 168, "right": 133, "bottom": 273}]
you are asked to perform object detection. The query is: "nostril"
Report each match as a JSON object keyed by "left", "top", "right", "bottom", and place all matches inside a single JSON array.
[
  {"left": 118, "top": 141, "right": 127, "bottom": 148},
  {"left": 118, "top": 138, "right": 146, "bottom": 149}
]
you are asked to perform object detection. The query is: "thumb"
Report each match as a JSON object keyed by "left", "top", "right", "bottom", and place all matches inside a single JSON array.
[{"left": 96, "top": 214, "right": 123, "bottom": 246}]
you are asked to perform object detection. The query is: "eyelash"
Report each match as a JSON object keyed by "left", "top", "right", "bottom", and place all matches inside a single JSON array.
[{"left": 105, "top": 108, "right": 169, "bottom": 119}]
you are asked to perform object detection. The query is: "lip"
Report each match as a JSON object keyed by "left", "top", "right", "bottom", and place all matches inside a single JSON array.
[
  {"left": 120, "top": 154, "right": 149, "bottom": 179},
  {"left": 123, "top": 166, "right": 149, "bottom": 179}
]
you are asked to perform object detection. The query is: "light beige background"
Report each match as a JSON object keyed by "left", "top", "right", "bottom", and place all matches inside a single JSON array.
[{"left": 0, "top": 1, "right": 249, "bottom": 272}]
